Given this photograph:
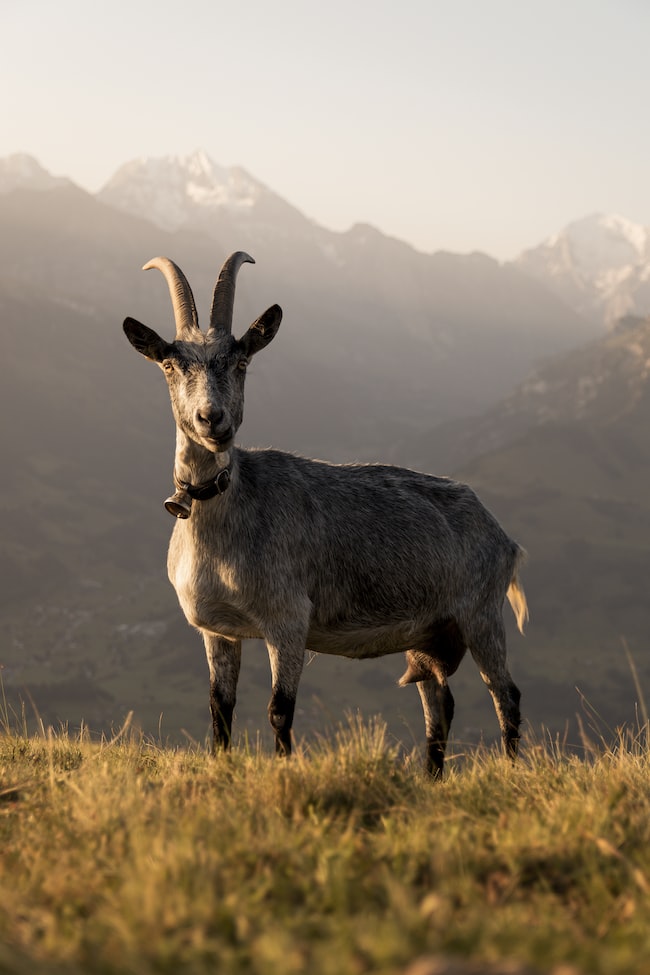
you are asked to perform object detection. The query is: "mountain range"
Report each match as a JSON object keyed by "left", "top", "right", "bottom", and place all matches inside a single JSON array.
[
  {"left": 0, "top": 152, "right": 600, "bottom": 459},
  {"left": 1, "top": 150, "right": 649, "bottom": 751},
  {"left": 99, "top": 152, "right": 650, "bottom": 331}
]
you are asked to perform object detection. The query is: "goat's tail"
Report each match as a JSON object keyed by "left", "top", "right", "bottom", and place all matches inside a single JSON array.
[{"left": 506, "top": 546, "right": 529, "bottom": 635}]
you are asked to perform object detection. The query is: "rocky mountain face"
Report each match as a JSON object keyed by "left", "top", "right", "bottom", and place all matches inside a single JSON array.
[
  {"left": 517, "top": 213, "right": 650, "bottom": 327},
  {"left": 2, "top": 151, "right": 649, "bottom": 748}
]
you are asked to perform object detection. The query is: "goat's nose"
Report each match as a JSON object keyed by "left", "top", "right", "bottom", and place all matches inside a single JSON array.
[{"left": 195, "top": 406, "right": 224, "bottom": 431}]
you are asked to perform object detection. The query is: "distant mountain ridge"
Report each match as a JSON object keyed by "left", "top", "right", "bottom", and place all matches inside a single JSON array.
[
  {"left": 0, "top": 152, "right": 73, "bottom": 193},
  {"left": 95, "top": 151, "right": 650, "bottom": 332},
  {"left": 7, "top": 149, "right": 650, "bottom": 332}
]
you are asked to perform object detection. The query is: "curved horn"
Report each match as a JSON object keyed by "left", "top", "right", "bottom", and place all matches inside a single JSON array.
[
  {"left": 142, "top": 257, "right": 199, "bottom": 339},
  {"left": 208, "top": 251, "right": 255, "bottom": 335}
]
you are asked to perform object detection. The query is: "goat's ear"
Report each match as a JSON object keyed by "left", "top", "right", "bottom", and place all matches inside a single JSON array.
[
  {"left": 239, "top": 305, "right": 282, "bottom": 358},
  {"left": 123, "top": 317, "right": 171, "bottom": 362}
]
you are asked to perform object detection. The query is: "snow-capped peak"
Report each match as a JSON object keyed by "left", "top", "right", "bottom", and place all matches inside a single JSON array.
[
  {"left": 544, "top": 213, "right": 650, "bottom": 275},
  {"left": 97, "top": 149, "right": 266, "bottom": 231},
  {"left": 517, "top": 212, "right": 650, "bottom": 326}
]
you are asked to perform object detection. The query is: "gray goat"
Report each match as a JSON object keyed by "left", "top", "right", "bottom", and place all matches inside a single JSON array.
[{"left": 123, "top": 251, "right": 528, "bottom": 776}]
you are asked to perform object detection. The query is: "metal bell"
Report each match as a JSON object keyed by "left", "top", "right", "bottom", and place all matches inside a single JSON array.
[{"left": 164, "top": 488, "right": 192, "bottom": 519}]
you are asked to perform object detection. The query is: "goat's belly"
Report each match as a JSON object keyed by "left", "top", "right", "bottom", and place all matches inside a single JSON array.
[{"left": 306, "top": 623, "right": 420, "bottom": 660}]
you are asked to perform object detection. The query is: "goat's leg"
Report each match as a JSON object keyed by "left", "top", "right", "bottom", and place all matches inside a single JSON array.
[
  {"left": 265, "top": 636, "right": 305, "bottom": 758},
  {"left": 467, "top": 616, "right": 521, "bottom": 759},
  {"left": 417, "top": 675, "right": 455, "bottom": 779},
  {"left": 203, "top": 634, "right": 241, "bottom": 753}
]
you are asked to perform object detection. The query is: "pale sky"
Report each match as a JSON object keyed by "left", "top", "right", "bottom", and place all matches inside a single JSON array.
[{"left": 3, "top": 0, "right": 649, "bottom": 260}]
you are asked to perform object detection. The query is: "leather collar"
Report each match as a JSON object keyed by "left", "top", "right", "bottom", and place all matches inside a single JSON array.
[{"left": 174, "top": 465, "right": 231, "bottom": 501}]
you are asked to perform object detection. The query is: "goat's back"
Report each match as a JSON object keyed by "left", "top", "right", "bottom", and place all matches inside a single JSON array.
[{"left": 231, "top": 450, "right": 520, "bottom": 624}]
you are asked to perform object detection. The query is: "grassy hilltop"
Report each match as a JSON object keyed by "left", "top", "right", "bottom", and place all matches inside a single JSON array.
[{"left": 2, "top": 712, "right": 650, "bottom": 975}]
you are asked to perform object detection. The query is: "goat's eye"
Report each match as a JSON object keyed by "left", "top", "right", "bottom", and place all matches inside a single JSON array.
[
  {"left": 237, "top": 357, "right": 249, "bottom": 372},
  {"left": 162, "top": 359, "right": 175, "bottom": 374}
]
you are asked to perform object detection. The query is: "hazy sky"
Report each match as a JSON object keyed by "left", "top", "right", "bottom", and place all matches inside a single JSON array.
[{"left": 3, "top": 0, "right": 649, "bottom": 260}]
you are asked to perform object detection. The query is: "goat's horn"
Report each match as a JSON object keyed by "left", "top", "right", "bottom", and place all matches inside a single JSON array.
[
  {"left": 143, "top": 257, "right": 199, "bottom": 339},
  {"left": 208, "top": 251, "right": 255, "bottom": 335}
]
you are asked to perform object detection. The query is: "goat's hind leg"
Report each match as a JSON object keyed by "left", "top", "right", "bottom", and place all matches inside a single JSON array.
[
  {"left": 400, "top": 620, "right": 466, "bottom": 778},
  {"left": 467, "top": 615, "right": 521, "bottom": 760},
  {"left": 203, "top": 634, "right": 241, "bottom": 753},
  {"left": 416, "top": 670, "right": 455, "bottom": 779}
]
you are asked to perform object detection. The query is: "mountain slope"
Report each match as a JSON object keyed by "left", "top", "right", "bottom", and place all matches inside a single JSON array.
[{"left": 399, "top": 313, "right": 650, "bottom": 475}]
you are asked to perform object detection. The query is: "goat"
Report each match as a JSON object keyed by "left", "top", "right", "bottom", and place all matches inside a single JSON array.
[{"left": 123, "top": 252, "right": 528, "bottom": 776}]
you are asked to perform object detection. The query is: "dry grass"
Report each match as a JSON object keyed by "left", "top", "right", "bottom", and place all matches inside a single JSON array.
[{"left": 2, "top": 706, "right": 650, "bottom": 975}]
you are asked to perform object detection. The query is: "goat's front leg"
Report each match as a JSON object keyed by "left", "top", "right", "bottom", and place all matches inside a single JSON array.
[
  {"left": 203, "top": 634, "right": 241, "bottom": 753},
  {"left": 265, "top": 632, "right": 306, "bottom": 757}
]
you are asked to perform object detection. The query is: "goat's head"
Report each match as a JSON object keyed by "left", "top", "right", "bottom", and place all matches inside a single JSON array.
[{"left": 123, "top": 253, "right": 282, "bottom": 455}]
